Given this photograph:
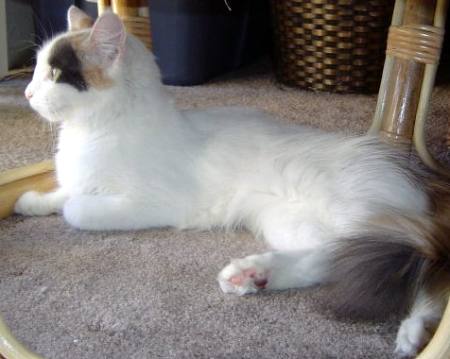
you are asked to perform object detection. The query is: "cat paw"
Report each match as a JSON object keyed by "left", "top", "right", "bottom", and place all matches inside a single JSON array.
[
  {"left": 394, "top": 317, "right": 430, "bottom": 358},
  {"left": 217, "top": 256, "right": 270, "bottom": 295},
  {"left": 15, "top": 191, "right": 54, "bottom": 216}
]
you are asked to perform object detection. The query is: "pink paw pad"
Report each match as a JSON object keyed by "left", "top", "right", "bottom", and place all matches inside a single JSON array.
[{"left": 229, "top": 268, "right": 268, "bottom": 289}]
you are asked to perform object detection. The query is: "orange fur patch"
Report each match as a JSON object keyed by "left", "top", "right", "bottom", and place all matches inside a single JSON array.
[
  {"left": 66, "top": 33, "right": 115, "bottom": 90},
  {"left": 83, "top": 66, "right": 114, "bottom": 89}
]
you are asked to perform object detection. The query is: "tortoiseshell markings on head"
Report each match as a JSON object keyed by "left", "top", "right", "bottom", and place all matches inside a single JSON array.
[
  {"left": 67, "top": 33, "right": 115, "bottom": 90},
  {"left": 48, "top": 33, "right": 115, "bottom": 91},
  {"left": 82, "top": 67, "right": 114, "bottom": 89},
  {"left": 48, "top": 39, "right": 88, "bottom": 92}
]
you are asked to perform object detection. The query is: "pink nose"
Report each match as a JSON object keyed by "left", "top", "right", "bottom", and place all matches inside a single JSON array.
[{"left": 24, "top": 89, "right": 33, "bottom": 100}]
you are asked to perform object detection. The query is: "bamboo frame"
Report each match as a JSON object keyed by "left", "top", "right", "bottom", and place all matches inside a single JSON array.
[
  {"left": 412, "top": 0, "right": 450, "bottom": 177},
  {"left": 97, "top": 0, "right": 111, "bottom": 14},
  {"left": 0, "top": 161, "right": 56, "bottom": 219},
  {"left": 0, "top": 161, "right": 56, "bottom": 359},
  {"left": 417, "top": 297, "right": 450, "bottom": 359},
  {"left": 0, "top": 316, "right": 43, "bottom": 359},
  {"left": 368, "top": 0, "right": 406, "bottom": 134},
  {"left": 369, "top": 0, "right": 450, "bottom": 176},
  {"left": 99, "top": 0, "right": 151, "bottom": 48}
]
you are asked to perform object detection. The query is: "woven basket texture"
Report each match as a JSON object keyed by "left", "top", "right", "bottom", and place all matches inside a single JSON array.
[
  {"left": 112, "top": 0, "right": 152, "bottom": 49},
  {"left": 271, "top": 0, "right": 394, "bottom": 93}
]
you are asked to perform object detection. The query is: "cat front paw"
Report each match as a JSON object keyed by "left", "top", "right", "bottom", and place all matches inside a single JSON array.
[
  {"left": 15, "top": 191, "right": 56, "bottom": 216},
  {"left": 217, "top": 256, "right": 270, "bottom": 296},
  {"left": 395, "top": 317, "right": 431, "bottom": 358}
]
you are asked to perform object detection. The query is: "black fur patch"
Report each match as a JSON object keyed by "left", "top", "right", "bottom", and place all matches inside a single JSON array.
[
  {"left": 324, "top": 233, "right": 425, "bottom": 320},
  {"left": 48, "top": 41, "right": 88, "bottom": 91}
]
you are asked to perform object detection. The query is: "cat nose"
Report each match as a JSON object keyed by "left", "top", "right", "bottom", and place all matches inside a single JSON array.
[{"left": 24, "top": 89, "right": 33, "bottom": 100}]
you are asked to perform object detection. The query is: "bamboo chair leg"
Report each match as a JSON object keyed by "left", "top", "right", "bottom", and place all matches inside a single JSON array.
[
  {"left": 369, "top": 0, "right": 407, "bottom": 134},
  {"left": 413, "top": 0, "right": 450, "bottom": 177},
  {"left": 370, "top": 0, "right": 450, "bottom": 176},
  {"left": 417, "top": 297, "right": 450, "bottom": 359},
  {"left": 0, "top": 161, "right": 56, "bottom": 359},
  {"left": 0, "top": 161, "right": 56, "bottom": 358},
  {"left": 376, "top": 0, "right": 437, "bottom": 146},
  {"left": 0, "top": 316, "right": 44, "bottom": 359},
  {"left": 0, "top": 161, "right": 56, "bottom": 219},
  {"left": 368, "top": 56, "right": 395, "bottom": 135},
  {"left": 413, "top": 64, "right": 450, "bottom": 177},
  {"left": 97, "top": 0, "right": 111, "bottom": 15}
]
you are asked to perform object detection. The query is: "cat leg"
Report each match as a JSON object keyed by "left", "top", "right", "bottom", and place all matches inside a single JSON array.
[
  {"left": 15, "top": 189, "right": 68, "bottom": 216},
  {"left": 218, "top": 249, "right": 328, "bottom": 295},
  {"left": 395, "top": 290, "right": 445, "bottom": 357},
  {"left": 254, "top": 202, "right": 332, "bottom": 252},
  {"left": 63, "top": 194, "right": 178, "bottom": 230}
]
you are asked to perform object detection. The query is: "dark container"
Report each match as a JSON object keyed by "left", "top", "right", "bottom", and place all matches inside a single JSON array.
[{"left": 148, "top": 0, "right": 270, "bottom": 86}]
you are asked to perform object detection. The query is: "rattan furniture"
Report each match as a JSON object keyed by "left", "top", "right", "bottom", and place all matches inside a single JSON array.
[
  {"left": 369, "top": 0, "right": 450, "bottom": 178},
  {"left": 271, "top": 0, "right": 393, "bottom": 93},
  {"left": 0, "top": 0, "right": 449, "bottom": 358}
]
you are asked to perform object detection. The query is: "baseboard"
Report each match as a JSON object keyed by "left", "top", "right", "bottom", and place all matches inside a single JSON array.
[{"left": 0, "top": 160, "right": 57, "bottom": 219}]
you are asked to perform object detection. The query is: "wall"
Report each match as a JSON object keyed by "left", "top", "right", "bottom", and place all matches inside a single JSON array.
[
  {"left": 0, "top": 0, "right": 7, "bottom": 77},
  {"left": 6, "top": 0, "right": 34, "bottom": 69}
]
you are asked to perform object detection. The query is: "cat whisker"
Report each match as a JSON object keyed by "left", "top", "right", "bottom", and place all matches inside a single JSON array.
[
  {"left": 31, "top": 10, "right": 51, "bottom": 44},
  {"left": 47, "top": 122, "right": 54, "bottom": 156}
]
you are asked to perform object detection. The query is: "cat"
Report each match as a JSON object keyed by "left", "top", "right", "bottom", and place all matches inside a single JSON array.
[{"left": 15, "top": 6, "right": 450, "bottom": 357}]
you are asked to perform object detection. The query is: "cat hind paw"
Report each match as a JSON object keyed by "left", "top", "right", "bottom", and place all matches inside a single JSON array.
[
  {"left": 394, "top": 317, "right": 431, "bottom": 358},
  {"left": 217, "top": 257, "right": 269, "bottom": 296}
]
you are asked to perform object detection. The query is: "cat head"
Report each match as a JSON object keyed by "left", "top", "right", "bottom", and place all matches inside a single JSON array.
[{"left": 25, "top": 6, "right": 132, "bottom": 122}]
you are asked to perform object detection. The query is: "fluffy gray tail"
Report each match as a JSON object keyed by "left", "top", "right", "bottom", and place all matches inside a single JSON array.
[{"left": 325, "top": 214, "right": 450, "bottom": 319}]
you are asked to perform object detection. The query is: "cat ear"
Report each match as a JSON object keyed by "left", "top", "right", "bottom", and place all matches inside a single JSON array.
[
  {"left": 67, "top": 5, "right": 94, "bottom": 31},
  {"left": 88, "top": 12, "right": 126, "bottom": 66}
]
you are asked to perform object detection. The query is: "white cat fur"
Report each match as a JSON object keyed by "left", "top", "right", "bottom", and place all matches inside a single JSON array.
[{"left": 15, "top": 9, "right": 447, "bottom": 357}]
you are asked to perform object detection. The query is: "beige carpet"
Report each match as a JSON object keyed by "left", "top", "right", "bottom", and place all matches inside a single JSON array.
[{"left": 1, "top": 64, "right": 449, "bottom": 359}]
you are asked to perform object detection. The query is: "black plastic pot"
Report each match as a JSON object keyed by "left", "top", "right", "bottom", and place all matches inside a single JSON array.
[{"left": 148, "top": 0, "right": 270, "bottom": 86}]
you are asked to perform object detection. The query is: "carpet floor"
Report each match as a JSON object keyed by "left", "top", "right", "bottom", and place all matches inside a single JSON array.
[{"left": 1, "top": 64, "right": 449, "bottom": 359}]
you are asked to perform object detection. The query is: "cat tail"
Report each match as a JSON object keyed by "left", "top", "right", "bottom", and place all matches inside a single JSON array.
[{"left": 325, "top": 183, "right": 450, "bottom": 319}]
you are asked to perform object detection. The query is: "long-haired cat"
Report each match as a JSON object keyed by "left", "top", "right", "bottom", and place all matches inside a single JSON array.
[{"left": 16, "top": 6, "right": 450, "bottom": 357}]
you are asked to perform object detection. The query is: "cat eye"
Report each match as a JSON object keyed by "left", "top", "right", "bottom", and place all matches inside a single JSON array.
[{"left": 50, "top": 67, "right": 62, "bottom": 82}]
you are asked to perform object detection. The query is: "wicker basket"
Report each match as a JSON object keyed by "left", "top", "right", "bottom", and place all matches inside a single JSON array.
[{"left": 271, "top": 0, "right": 393, "bottom": 93}]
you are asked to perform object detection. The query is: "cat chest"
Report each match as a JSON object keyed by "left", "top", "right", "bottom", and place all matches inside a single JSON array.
[{"left": 55, "top": 138, "right": 121, "bottom": 194}]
